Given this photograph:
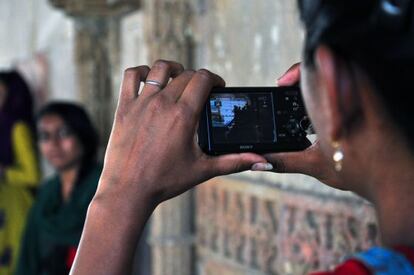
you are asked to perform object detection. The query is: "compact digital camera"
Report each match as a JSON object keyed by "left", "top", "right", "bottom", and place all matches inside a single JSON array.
[{"left": 198, "top": 86, "right": 312, "bottom": 155}]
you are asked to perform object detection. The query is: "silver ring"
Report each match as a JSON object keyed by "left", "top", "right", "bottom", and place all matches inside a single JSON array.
[{"left": 145, "top": 80, "right": 163, "bottom": 89}]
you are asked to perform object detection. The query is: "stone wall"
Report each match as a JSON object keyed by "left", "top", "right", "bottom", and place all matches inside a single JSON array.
[
  {"left": 196, "top": 177, "right": 378, "bottom": 275},
  {"left": 193, "top": 0, "right": 303, "bottom": 86},
  {"left": 191, "top": 1, "right": 379, "bottom": 274},
  {"left": 0, "top": 0, "right": 78, "bottom": 101}
]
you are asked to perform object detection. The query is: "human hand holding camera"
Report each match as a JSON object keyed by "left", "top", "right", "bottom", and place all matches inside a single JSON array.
[
  {"left": 72, "top": 60, "right": 270, "bottom": 274},
  {"left": 72, "top": 61, "right": 339, "bottom": 275},
  {"left": 96, "top": 61, "right": 269, "bottom": 207},
  {"left": 264, "top": 63, "right": 341, "bottom": 187},
  {"left": 93, "top": 61, "right": 341, "bottom": 210}
]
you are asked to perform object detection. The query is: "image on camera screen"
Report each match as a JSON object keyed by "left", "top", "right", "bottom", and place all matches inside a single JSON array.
[{"left": 209, "top": 93, "right": 277, "bottom": 144}]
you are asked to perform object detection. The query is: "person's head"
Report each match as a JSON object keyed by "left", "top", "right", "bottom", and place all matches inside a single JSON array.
[
  {"left": 297, "top": 0, "right": 414, "bottom": 196},
  {"left": 0, "top": 71, "right": 34, "bottom": 121},
  {"left": 37, "top": 102, "right": 98, "bottom": 173},
  {"left": 0, "top": 80, "right": 7, "bottom": 110},
  {"left": 0, "top": 71, "right": 34, "bottom": 166}
]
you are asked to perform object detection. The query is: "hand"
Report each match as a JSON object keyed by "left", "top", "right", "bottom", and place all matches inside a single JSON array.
[
  {"left": 97, "top": 60, "right": 269, "bottom": 207},
  {"left": 265, "top": 63, "right": 341, "bottom": 187}
]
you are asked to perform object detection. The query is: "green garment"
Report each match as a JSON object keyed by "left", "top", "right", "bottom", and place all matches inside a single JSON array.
[
  {"left": 15, "top": 163, "right": 102, "bottom": 275},
  {"left": 0, "top": 122, "right": 40, "bottom": 275}
]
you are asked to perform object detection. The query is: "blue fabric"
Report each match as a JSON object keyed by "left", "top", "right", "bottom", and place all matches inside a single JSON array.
[{"left": 354, "top": 247, "right": 414, "bottom": 275}]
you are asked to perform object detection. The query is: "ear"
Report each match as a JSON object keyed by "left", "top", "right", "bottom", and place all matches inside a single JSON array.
[{"left": 314, "top": 45, "right": 362, "bottom": 141}]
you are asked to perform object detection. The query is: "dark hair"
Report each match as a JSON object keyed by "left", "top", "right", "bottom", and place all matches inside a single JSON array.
[
  {"left": 298, "top": 0, "right": 414, "bottom": 148},
  {"left": 37, "top": 102, "right": 99, "bottom": 182},
  {"left": 0, "top": 71, "right": 35, "bottom": 166}
]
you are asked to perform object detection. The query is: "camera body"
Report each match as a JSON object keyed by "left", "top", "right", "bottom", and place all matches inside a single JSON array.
[{"left": 198, "top": 86, "right": 311, "bottom": 155}]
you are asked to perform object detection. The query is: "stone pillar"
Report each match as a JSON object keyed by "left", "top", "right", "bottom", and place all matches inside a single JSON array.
[
  {"left": 144, "top": 0, "right": 194, "bottom": 65},
  {"left": 73, "top": 17, "right": 119, "bottom": 145},
  {"left": 143, "top": 1, "right": 195, "bottom": 275},
  {"left": 49, "top": 0, "right": 140, "bottom": 148}
]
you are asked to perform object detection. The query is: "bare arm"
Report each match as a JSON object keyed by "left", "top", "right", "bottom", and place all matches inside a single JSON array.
[
  {"left": 70, "top": 185, "right": 155, "bottom": 274},
  {"left": 70, "top": 61, "right": 270, "bottom": 274}
]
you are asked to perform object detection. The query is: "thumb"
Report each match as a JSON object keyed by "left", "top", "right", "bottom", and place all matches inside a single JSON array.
[
  {"left": 264, "top": 151, "right": 312, "bottom": 174},
  {"left": 263, "top": 140, "right": 317, "bottom": 175},
  {"left": 277, "top": 62, "right": 301, "bottom": 86},
  {"left": 206, "top": 153, "right": 270, "bottom": 177}
]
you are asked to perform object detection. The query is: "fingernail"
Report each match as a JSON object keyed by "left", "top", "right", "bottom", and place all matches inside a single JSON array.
[
  {"left": 251, "top": 163, "right": 274, "bottom": 171},
  {"left": 276, "top": 76, "right": 283, "bottom": 83}
]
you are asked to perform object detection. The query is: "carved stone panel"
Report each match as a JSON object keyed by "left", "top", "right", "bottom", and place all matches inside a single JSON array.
[{"left": 196, "top": 178, "right": 379, "bottom": 275}]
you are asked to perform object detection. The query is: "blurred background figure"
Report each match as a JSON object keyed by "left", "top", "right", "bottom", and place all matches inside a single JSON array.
[
  {"left": 16, "top": 102, "right": 101, "bottom": 275},
  {"left": 0, "top": 71, "right": 40, "bottom": 275}
]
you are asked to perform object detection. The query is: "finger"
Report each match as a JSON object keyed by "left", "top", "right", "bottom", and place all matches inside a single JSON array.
[
  {"left": 277, "top": 62, "right": 301, "bottom": 86},
  {"left": 120, "top": 66, "right": 150, "bottom": 102},
  {"left": 204, "top": 153, "right": 268, "bottom": 177},
  {"left": 263, "top": 142, "right": 317, "bottom": 175},
  {"left": 162, "top": 70, "right": 196, "bottom": 101},
  {"left": 141, "top": 60, "right": 185, "bottom": 98},
  {"left": 179, "top": 69, "right": 225, "bottom": 115}
]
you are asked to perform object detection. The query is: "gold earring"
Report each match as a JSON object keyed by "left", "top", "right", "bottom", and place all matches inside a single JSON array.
[{"left": 332, "top": 141, "right": 344, "bottom": 172}]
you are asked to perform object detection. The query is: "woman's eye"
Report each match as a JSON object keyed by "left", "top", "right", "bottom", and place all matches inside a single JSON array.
[
  {"left": 38, "top": 132, "right": 50, "bottom": 141},
  {"left": 38, "top": 127, "right": 73, "bottom": 141},
  {"left": 58, "top": 128, "right": 73, "bottom": 138}
]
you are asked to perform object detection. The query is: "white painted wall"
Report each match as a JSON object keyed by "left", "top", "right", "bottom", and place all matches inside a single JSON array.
[{"left": 0, "top": 0, "right": 78, "bottom": 101}]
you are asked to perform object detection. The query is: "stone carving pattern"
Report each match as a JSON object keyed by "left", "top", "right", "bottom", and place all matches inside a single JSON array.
[{"left": 197, "top": 180, "right": 379, "bottom": 275}]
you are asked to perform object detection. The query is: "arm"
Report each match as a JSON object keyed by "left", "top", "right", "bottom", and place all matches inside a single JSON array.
[
  {"left": 70, "top": 61, "right": 270, "bottom": 274},
  {"left": 4, "top": 122, "right": 40, "bottom": 187}
]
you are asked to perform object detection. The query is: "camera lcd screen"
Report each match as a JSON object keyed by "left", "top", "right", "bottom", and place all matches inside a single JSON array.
[{"left": 209, "top": 92, "right": 277, "bottom": 144}]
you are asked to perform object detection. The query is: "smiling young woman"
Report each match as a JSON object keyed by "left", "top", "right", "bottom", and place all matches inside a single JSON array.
[{"left": 15, "top": 103, "right": 102, "bottom": 275}]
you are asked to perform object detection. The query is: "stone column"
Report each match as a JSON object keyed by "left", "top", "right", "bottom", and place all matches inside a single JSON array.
[
  {"left": 49, "top": 0, "right": 140, "bottom": 149},
  {"left": 143, "top": 1, "right": 196, "bottom": 275},
  {"left": 73, "top": 18, "right": 116, "bottom": 145}
]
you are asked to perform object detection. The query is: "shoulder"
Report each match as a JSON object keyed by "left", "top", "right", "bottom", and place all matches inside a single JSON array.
[
  {"left": 354, "top": 247, "right": 414, "bottom": 274},
  {"left": 311, "top": 247, "right": 414, "bottom": 275},
  {"left": 83, "top": 163, "right": 103, "bottom": 185},
  {"left": 36, "top": 176, "right": 60, "bottom": 199},
  {"left": 28, "top": 176, "right": 60, "bottom": 216},
  {"left": 79, "top": 163, "right": 103, "bottom": 191},
  {"left": 73, "top": 163, "right": 103, "bottom": 204},
  {"left": 12, "top": 121, "right": 32, "bottom": 135},
  {"left": 310, "top": 259, "right": 370, "bottom": 275},
  {"left": 11, "top": 121, "right": 34, "bottom": 141},
  {"left": 89, "top": 163, "right": 103, "bottom": 179}
]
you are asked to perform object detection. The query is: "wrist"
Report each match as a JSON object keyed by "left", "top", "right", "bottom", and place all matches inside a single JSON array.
[{"left": 92, "top": 176, "right": 158, "bottom": 220}]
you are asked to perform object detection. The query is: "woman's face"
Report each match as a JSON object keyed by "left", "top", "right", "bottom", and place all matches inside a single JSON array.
[
  {"left": 38, "top": 114, "right": 84, "bottom": 171},
  {"left": 0, "top": 81, "right": 7, "bottom": 111}
]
